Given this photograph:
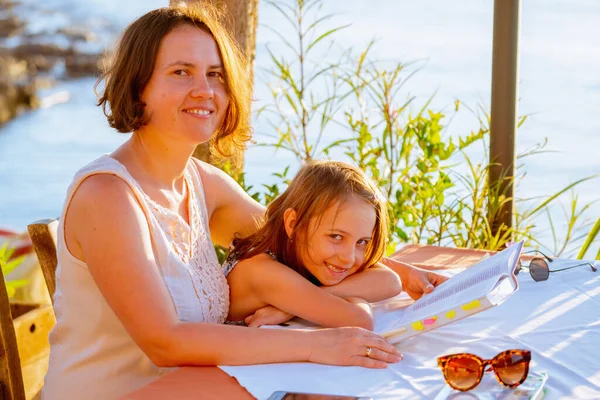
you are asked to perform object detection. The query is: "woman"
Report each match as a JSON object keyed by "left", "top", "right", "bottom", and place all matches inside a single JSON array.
[{"left": 42, "top": 4, "right": 445, "bottom": 399}]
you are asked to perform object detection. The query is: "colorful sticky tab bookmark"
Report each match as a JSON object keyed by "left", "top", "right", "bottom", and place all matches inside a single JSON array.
[
  {"left": 461, "top": 300, "right": 481, "bottom": 311},
  {"left": 446, "top": 310, "right": 457, "bottom": 319},
  {"left": 411, "top": 321, "right": 425, "bottom": 331},
  {"left": 423, "top": 316, "right": 437, "bottom": 326}
]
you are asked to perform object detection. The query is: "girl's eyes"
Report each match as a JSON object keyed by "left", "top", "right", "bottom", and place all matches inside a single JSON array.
[
  {"left": 173, "top": 69, "right": 189, "bottom": 76},
  {"left": 329, "top": 235, "right": 370, "bottom": 246}
]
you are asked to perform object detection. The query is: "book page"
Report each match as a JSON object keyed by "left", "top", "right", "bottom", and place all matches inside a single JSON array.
[{"left": 382, "top": 241, "right": 523, "bottom": 332}]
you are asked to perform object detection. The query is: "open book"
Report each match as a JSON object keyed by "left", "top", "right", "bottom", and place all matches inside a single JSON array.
[
  {"left": 276, "top": 241, "right": 523, "bottom": 344},
  {"left": 375, "top": 241, "right": 523, "bottom": 343}
]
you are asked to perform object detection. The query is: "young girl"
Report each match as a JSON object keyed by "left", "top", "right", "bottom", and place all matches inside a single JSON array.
[{"left": 225, "top": 160, "right": 403, "bottom": 330}]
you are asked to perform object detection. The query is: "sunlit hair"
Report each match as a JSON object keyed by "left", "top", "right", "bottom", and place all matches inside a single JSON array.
[
  {"left": 233, "top": 160, "right": 389, "bottom": 284},
  {"left": 95, "top": 3, "right": 251, "bottom": 162}
]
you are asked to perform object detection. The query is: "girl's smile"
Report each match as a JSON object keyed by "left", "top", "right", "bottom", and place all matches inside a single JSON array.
[{"left": 297, "top": 195, "right": 377, "bottom": 286}]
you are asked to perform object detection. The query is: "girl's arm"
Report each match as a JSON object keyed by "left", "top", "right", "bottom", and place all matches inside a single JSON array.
[
  {"left": 228, "top": 255, "right": 375, "bottom": 330},
  {"left": 321, "top": 263, "right": 402, "bottom": 302},
  {"left": 65, "top": 175, "right": 400, "bottom": 368},
  {"left": 243, "top": 264, "right": 401, "bottom": 328}
]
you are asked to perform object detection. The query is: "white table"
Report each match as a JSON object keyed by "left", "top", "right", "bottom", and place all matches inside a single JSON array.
[{"left": 221, "top": 259, "right": 600, "bottom": 399}]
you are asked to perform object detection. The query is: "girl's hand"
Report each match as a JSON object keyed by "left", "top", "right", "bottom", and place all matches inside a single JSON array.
[
  {"left": 245, "top": 305, "right": 294, "bottom": 327},
  {"left": 402, "top": 267, "right": 447, "bottom": 300},
  {"left": 306, "top": 327, "right": 403, "bottom": 369},
  {"left": 382, "top": 257, "right": 448, "bottom": 300}
]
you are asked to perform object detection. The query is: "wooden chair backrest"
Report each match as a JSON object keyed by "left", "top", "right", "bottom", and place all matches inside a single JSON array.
[
  {"left": 27, "top": 219, "right": 59, "bottom": 304},
  {"left": 0, "top": 270, "right": 26, "bottom": 400}
]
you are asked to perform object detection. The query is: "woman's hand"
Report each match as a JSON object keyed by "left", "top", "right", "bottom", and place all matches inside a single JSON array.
[
  {"left": 306, "top": 327, "right": 403, "bottom": 369},
  {"left": 244, "top": 305, "right": 294, "bottom": 327}
]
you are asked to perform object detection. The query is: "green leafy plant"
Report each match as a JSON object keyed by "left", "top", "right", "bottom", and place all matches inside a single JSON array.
[
  {"left": 0, "top": 243, "right": 28, "bottom": 298},
  {"left": 246, "top": 0, "right": 598, "bottom": 257},
  {"left": 257, "top": 0, "right": 350, "bottom": 162}
]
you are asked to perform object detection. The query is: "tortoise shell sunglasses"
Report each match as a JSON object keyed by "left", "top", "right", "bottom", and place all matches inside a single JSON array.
[{"left": 437, "top": 349, "right": 531, "bottom": 391}]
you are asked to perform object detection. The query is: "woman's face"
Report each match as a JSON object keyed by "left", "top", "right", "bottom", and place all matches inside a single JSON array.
[
  {"left": 139, "top": 24, "right": 230, "bottom": 144},
  {"left": 299, "top": 196, "right": 377, "bottom": 286}
]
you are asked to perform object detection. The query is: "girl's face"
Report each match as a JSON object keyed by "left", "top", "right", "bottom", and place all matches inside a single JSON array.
[
  {"left": 298, "top": 195, "right": 377, "bottom": 286},
  {"left": 139, "top": 24, "right": 230, "bottom": 145}
]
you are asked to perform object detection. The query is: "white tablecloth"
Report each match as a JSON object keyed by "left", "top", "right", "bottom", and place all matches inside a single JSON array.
[{"left": 221, "top": 259, "right": 600, "bottom": 399}]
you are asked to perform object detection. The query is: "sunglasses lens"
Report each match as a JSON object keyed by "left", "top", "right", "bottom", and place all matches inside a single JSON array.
[
  {"left": 529, "top": 259, "right": 550, "bottom": 281},
  {"left": 443, "top": 356, "right": 482, "bottom": 391},
  {"left": 494, "top": 352, "right": 530, "bottom": 386}
]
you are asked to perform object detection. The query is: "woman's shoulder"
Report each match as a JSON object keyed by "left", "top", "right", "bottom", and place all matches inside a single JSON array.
[
  {"left": 66, "top": 155, "right": 131, "bottom": 196},
  {"left": 75, "top": 173, "right": 131, "bottom": 199},
  {"left": 188, "top": 157, "right": 256, "bottom": 218},
  {"left": 73, "top": 154, "right": 121, "bottom": 177},
  {"left": 189, "top": 158, "right": 246, "bottom": 193},
  {"left": 68, "top": 173, "right": 138, "bottom": 223},
  {"left": 189, "top": 158, "right": 226, "bottom": 183}
]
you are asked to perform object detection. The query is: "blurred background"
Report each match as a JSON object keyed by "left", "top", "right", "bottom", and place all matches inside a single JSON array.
[{"left": 0, "top": 0, "right": 598, "bottom": 257}]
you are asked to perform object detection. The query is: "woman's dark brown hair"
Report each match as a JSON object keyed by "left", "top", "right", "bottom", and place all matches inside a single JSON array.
[
  {"left": 232, "top": 160, "right": 389, "bottom": 284},
  {"left": 96, "top": 3, "right": 251, "bottom": 161}
]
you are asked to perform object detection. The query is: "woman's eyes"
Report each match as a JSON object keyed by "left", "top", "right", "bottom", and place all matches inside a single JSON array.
[
  {"left": 329, "top": 234, "right": 343, "bottom": 241},
  {"left": 172, "top": 70, "right": 223, "bottom": 79},
  {"left": 208, "top": 71, "right": 224, "bottom": 79},
  {"left": 357, "top": 239, "right": 370, "bottom": 246}
]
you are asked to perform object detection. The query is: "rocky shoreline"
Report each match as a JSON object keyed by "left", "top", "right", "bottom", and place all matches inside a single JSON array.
[{"left": 0, "top": 0, "right": 107, "bottom": 124}]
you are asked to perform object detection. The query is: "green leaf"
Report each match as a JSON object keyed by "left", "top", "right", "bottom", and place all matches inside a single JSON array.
[
  {"left": 525, "top": 175, "right": 599, "bottom": 218},
  {"left": 577, "top": 217, "right": 600, "bottom": 259},
  {"left": 306, "top": 24, "right": 351, "bottom": 54},
  {"left": 2, "top": 255, "right": 25, "bottom": 275}
]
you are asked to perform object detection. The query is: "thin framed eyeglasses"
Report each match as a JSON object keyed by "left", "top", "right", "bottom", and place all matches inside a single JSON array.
[
  {"left": 515, "top": 250, "right": 597, "bottom": 282},
  {"left": 437, "top": 350, "right": 531, "bottom": 392}
]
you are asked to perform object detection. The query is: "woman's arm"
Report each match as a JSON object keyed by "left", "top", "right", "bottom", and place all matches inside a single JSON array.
[
  {"left": 228, "top": 255, "right": 375, "bottom": 330},
  {"left": 321, "top": 263, "right": 402, "bottom": 302},
  {"left": 194, "top": 159, "right": 265, "bottom": 247},
  {"left": 65, "top": 175, "right": 399, "bottom": 368}
]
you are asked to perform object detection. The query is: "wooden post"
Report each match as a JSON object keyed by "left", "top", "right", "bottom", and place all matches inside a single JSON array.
[
  {"left": 0, "top": 269, "right": 26, "bottom": 400},
  {"left": 170, "top": 0, "right": 259, "bottom": 169},
  {"left": 489, "top": 0, "right": 521, "bottom": 238}
]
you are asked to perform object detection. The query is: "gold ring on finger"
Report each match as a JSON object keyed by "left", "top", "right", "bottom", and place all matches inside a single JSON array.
[{"left": 365, "top": 346, "right": 372, "bottom": 357}]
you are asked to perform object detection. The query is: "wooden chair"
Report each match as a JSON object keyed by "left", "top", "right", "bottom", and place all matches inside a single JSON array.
[
  {"left": 0, "top": 267, "right": 26, "bottom": 400},
  {"left": 26, "top": 220, "right": 59, "bottom": 304},
  {"left": 15, "top": 219, "right": 60, "bottom": 399}
]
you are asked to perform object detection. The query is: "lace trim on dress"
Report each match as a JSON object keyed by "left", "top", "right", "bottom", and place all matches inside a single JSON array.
[{"left": 109, "top": 157, "right": 229, "bottom": 324}]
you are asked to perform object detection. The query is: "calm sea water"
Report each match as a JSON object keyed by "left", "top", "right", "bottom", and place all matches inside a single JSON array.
[{"left": 0, "top": 0, "right": 598, "bottom": 256}]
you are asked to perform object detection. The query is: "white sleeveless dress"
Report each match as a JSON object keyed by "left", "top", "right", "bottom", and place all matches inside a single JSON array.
[{"left": 42, "top": 155, "right": 230, "bottom": 400}]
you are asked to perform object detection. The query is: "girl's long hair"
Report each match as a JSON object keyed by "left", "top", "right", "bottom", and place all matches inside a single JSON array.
[{"left": 233, "top": 160, "right": 389, "bottom": 283}]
